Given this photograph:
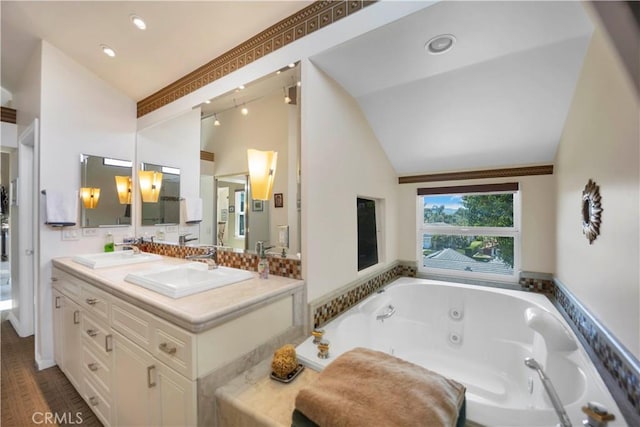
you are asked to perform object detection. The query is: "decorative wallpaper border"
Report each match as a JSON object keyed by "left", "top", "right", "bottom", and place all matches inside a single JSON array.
[
  {"left": 138, "top": 242, "right": 302, "bottom": 280},
  {"left": 137, "top": 0, "right": 375, "bottom": 117}
]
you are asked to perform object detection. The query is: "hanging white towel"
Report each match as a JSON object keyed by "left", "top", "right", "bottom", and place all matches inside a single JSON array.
[
  {"left": 45, "top": 190, "right": 78, "bottom": 226},
  {"left": 184, "top": 197, "right": 203, "bottom": 223}
]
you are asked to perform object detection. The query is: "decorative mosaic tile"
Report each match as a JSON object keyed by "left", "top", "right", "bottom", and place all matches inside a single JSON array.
[
  {"left": 311, "top": 264, "right": 409, "bottom": 328},
  {"left": 137, "top": 242, "right": 302, "bottom": 279},
  {"left": 552, "top": 282, "right": 640, "bottom": 420},
  {"left": 518, "top": 276, "right": 555, "bottom": 296}
]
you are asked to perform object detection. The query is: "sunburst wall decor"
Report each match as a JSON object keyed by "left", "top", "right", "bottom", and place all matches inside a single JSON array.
[{"left": 582, "top": 179, "right": 602, "bottom": 244}]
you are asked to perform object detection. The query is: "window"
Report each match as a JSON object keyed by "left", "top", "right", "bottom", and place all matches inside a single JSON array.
[
  {"left": 357, "top": 197, "right": 379, "bottom": 271},
  {"left": 417, "top": 183, "right": 520, "bottom": 281},
  {"left": 235, "top": 190, "right": 245, "bottom": 238}
]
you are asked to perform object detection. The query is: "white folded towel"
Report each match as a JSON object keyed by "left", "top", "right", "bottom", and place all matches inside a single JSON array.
[
  {"left": 45, "top": 190, "right": 78, "bottom": 226},
  {"left": 184, "top": 197, "right": 203, "bottom": 223}
]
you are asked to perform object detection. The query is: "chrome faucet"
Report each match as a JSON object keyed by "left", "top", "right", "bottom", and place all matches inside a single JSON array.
[
  {"left": 376, "top": 305, "right": 396, "bottom": 321},
  {"left": 114, "top": 242, "right": 140, "bottom": 254},
  {"left": 179, "top": 233, "right": 198, "bottom": 246},
  {"left": 524, "top": 357, "right": 572, "bottom": 427},
  {"left": 185, "top": 247, "right": 217, "bottom": 269}
]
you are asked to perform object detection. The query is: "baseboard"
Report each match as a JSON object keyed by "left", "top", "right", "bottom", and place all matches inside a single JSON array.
[
  {"left": 7, "top": 312, "right": 29, "bottom": 337},
  {"left": 36, "top": 358, "right": 56, "bottom": 371}
]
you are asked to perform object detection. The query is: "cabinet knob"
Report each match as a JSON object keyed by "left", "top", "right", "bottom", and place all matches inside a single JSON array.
[
  {"left": 86, "top": 329, "right": 98, "bottom": 337},
  {"left": 86, "top": 298, "right": 98, "bottom": 306},
  {"left": 159, "top": 342, "right": 177, "bottom": 355},
  {"left": 55, "top": 296, "right": 62, "bottom": 309},
  {"left": 51, "top": 277, "right": 58, "bottom": 282},
  {"left": 88, "top": 363, "right": 99, "bottom": 372},
  {"left": 89, "top": 396, "right": 99, "bottom": 406}
]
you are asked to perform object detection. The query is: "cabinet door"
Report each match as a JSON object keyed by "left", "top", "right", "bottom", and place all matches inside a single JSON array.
[
  {"left": 112, "top": 331, "right": 158, "bottom": 427},
  {"left": 52, "top": 289, "right": 64, "bottom": 366},
  {"left": 156, "top": 362, "right": 196, "bottom": 427},
  {"left": 62, "top": 296, "right": 83, "bottom": 391}
]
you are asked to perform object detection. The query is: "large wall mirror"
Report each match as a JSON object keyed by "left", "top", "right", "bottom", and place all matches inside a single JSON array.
[
  {"left": 200, "top": 63, "right": 301, "bottom": 255},
  {"left": 140, "top": 162, "right": 181, "bottom": 225},
  {"left": 80, "top": 154, "right": 132, "bottom": 227}
]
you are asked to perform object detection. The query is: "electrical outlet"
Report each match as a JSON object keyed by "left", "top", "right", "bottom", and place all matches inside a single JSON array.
[
  {"left": 62, "top": 229, "right": 80, "bottom": 241},
  {"left": 82, "top": 228, "right": 98, "bottom": 237},
  {"left": 166, "top": 225, "right": 178, "bottom": 233}
]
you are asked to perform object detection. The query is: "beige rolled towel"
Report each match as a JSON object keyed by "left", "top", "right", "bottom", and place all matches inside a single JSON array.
[{"left": 295, "top": 347, "right": 465, "bottom": 427}]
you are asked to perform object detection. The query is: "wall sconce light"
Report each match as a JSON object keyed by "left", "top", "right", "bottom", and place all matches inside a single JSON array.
[
  {"left": 80, "top": 187, "right": 100, "bottom": 209},
  {"left": 138, "top": 170, "right": 163, "bottom": 203},
  {"left": 115, "top": 176, "right": 132, "bottom": 204},
  {"left": 247, "top": 149, "right": 277, "bottom": 201}
]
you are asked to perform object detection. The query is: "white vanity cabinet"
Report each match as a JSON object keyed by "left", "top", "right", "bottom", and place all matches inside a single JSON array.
[
  {"left": 52, "top": 282, "right": 83, "bottom": 392},
  {"left": 52, "top": 267, "right": 197, "bottom": 427},
  {"left": 51, "top": 257, "right": 304, "bottom": 426}
]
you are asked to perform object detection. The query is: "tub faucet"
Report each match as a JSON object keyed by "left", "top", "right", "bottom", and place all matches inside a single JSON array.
[
  {"left": 376, "top": 305, "right": 396, "bottom": 322},
  {"left": 524, "top": 357, "right": 572, "bottom": 427}
]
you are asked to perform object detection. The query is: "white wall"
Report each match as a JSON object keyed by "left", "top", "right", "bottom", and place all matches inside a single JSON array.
[
  {"left": 555, "top": 28, "right": 640, "bottom": 357},
  {"left": 396, "top": 174, "right": 556, "bottom": 274},
  {"left": 301, "top": 60, "right": 399, "bottom": 302},
  {"left": 37, "top": 41, "right": 137, "bottom": 365}
]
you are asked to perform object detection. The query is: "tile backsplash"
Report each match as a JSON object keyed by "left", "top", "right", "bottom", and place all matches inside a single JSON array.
[{"left": 138, "top": 242, "right": 302, "bottom": 280}]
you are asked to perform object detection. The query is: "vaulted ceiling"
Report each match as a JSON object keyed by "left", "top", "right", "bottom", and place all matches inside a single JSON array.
[{"left": 310, "top": 1, "right": 594, "bottom": 175}]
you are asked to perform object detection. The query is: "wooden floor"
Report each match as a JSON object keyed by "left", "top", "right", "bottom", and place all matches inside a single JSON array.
[{"left": 1, "top": 320, "right": 102, "bottom": 426}]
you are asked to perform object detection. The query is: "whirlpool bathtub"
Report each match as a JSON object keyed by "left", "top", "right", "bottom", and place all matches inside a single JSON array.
[{"left": 296, "top": 277, "right": 623, "bottom": 426}]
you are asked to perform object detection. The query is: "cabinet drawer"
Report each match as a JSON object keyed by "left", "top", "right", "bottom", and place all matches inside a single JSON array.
[
  {"left": 80, "top": 284, "right": 110, "bottom": 321},
  {"left": 82, "top": 345, "right": 112, "bottom": 397},
  {"left": 154, "top": 321, "right": 194, "bottom": 379},
  {"left": 84, "top": 377, "right": 112, "bottom": 427},
  {"left": 52, "top": 268, "right": 82, "bottom": 301},
  {"left": 112, "top": 299, "right": 153, "bottom": 353},
  {"left": 82, "top": 314, "right": 113, "bottom": 360}
]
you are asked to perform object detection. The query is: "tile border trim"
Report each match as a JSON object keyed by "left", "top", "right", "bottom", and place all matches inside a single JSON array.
[
  {"left": 309, "top": 261, "right": 416, "bottom": 328},
  {"left": 552, "top": 278, "right": 640, "bottom": 424}
]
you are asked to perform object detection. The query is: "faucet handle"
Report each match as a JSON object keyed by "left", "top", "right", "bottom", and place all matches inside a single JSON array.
[
  {"left": 311, "top": 328, "right": 325, "bottom": 344},
  {"left": 317, "top": 339, "right": 330, "bottom": 359}
]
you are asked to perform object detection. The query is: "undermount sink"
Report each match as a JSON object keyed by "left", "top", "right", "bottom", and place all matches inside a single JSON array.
[
  {"left": 72, "top": 251, "right": 162, "bottom": 269},
  {"left": 124, "top": 262, "right": 254, "bottom": 298}
]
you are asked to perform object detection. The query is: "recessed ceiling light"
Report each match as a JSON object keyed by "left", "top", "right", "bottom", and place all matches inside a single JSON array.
[
  {"left": 130, "top": 15, "right": 146, "bottom": 30},
  {"left": 238, "top": 85, "right": 245, "bottom": 90},
  {"left": 100, "top": 45, "right": 116, "bottom": 57},
  {"left": 425, "top": 34, "right": 456, "bottom": 55},
  {"left": 288, "top": 63, "right": 295, "bottom": 68},
  {"left": 204, "top": 100, "right": 211, "bottom": 104}
]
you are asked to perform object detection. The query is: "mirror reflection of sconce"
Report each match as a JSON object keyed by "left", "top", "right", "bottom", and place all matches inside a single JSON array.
[
  {"left": 80, "top": 187, "right": 100, "bottom": 209},
  {"left": 138, "top": 170, "right": 163, "bottom": 203},
  {"left": 115, "top": 176, "right": 132, "bottom": 204},
  {"left": 247, "top": 149, "right": 277, "bottom": 201}
]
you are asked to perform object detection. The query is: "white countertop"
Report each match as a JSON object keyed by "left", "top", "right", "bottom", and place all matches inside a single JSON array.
[{"left": 52, "top": 255, "right": 304, "bottom": 333}]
